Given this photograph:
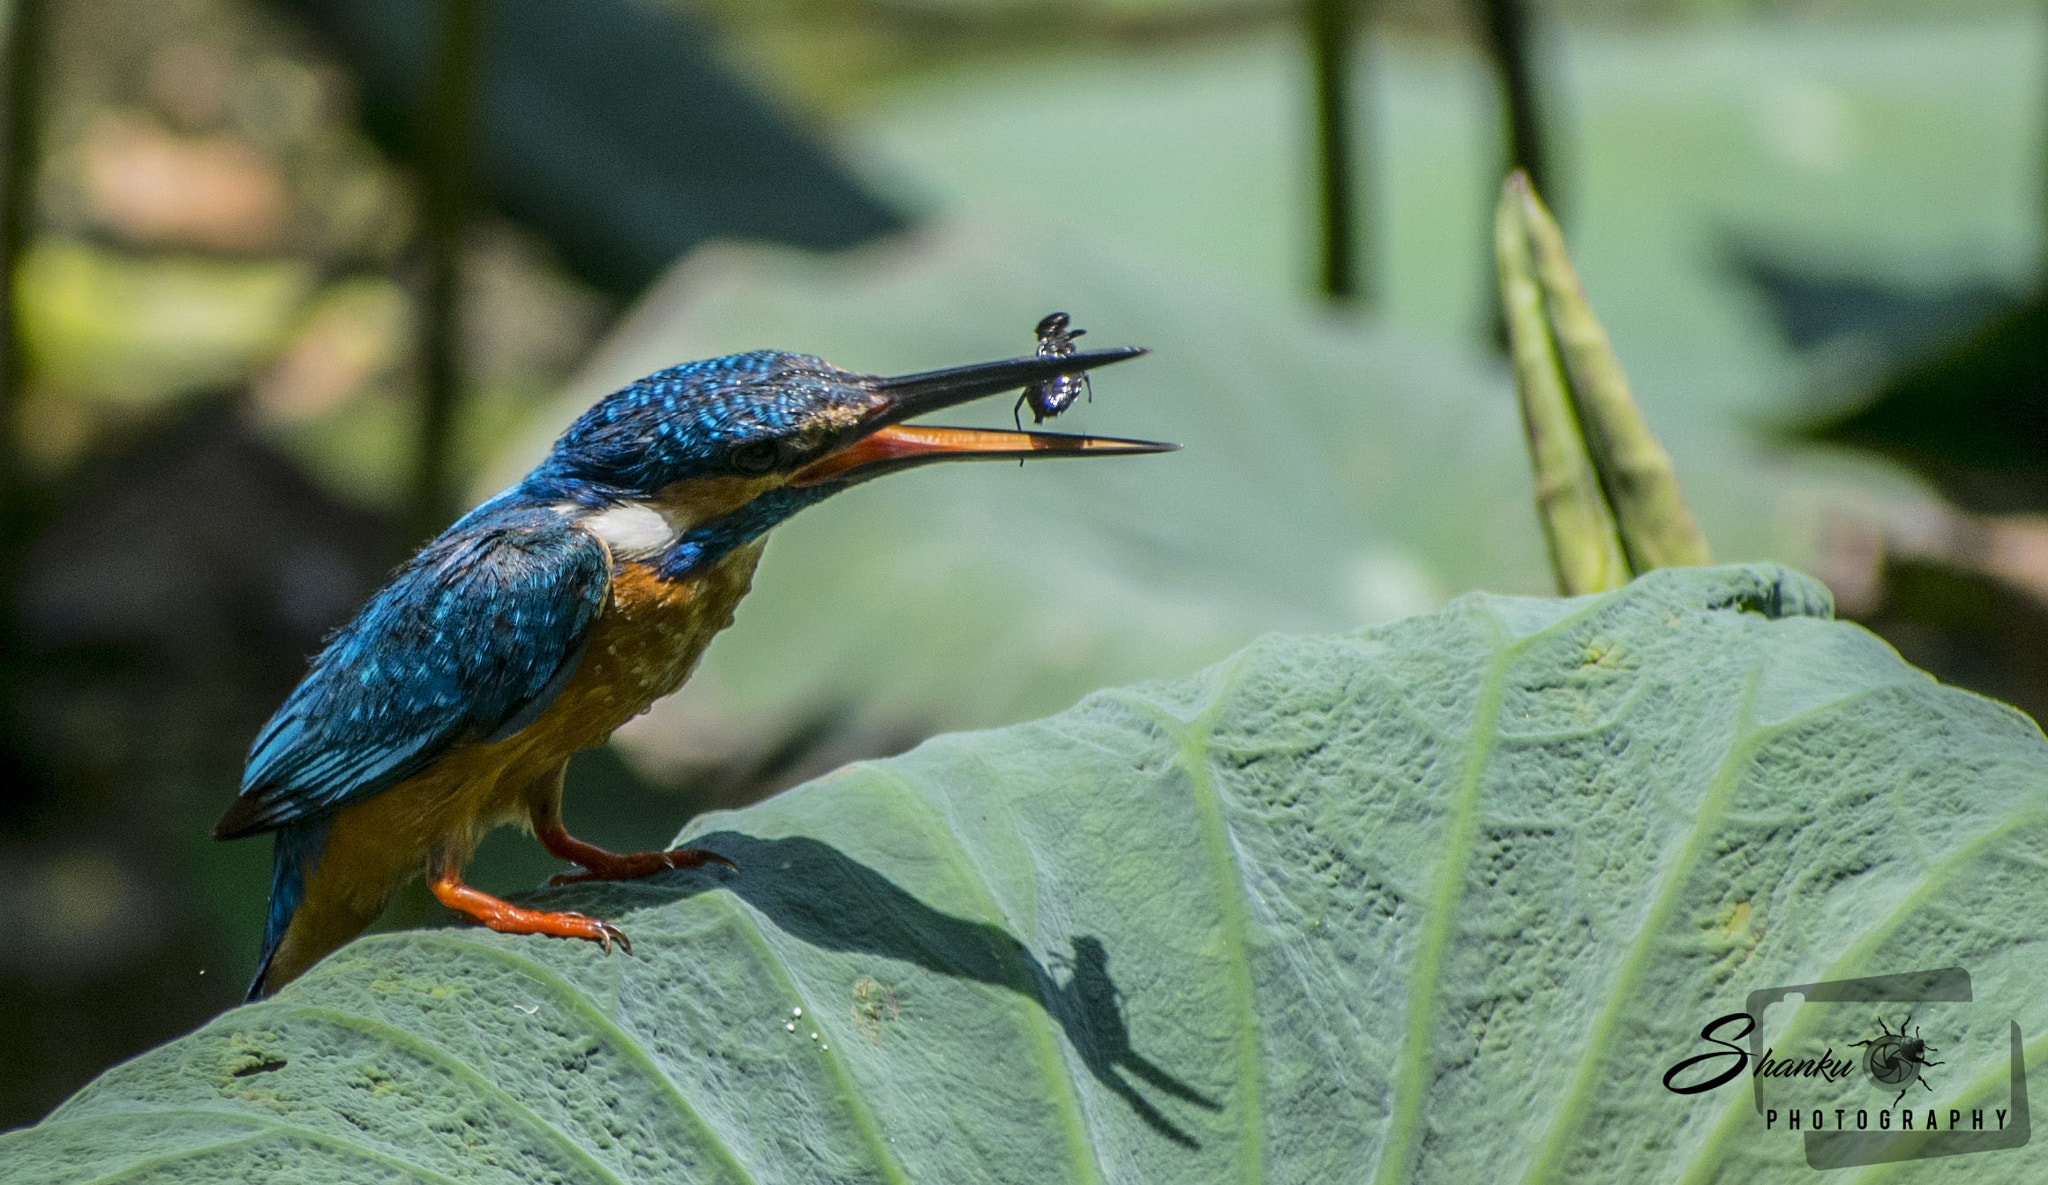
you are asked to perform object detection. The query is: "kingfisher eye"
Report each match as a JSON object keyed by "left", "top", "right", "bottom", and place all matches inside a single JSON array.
[{"left": 729, "top": 441, "right": 780, "bottom": 476}]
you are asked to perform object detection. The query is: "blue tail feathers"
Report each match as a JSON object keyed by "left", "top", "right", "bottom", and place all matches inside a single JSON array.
[{"left": 247, "top": 818, "right": 329, "bottom": 1001}]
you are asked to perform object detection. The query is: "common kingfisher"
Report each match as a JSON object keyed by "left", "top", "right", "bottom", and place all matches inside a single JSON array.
[{"left": 216, "top": 344, "right": 1164, "bottom": 999}]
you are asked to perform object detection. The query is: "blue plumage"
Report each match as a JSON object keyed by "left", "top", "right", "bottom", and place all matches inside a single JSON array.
[
  {"left": 251, "top": 818, "right": 330, "bottom": 996},
  {"left": 218, "top": 506, "right": 610, "bottom": 839},
  {"left": 535, "top": 351, "right": 869, "bottom": 495}
]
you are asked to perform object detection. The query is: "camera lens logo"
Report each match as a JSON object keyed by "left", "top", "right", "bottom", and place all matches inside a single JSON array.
[{"left": 1852, "top": 1015, "right": 1943, "bottom": 1107}]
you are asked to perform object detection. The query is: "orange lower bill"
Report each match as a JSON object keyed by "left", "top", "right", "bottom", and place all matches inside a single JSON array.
[{"left": 789, "top": 424, "right": 1173, "bottom": 487}]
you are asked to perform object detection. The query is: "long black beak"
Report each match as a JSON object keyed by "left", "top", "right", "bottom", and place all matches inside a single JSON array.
[
  {"left": 867, "top": 347, "right": 1146, "bottom": 425},
  {"left": 791, "top": 346, "right": 1175, "bottom": 487}
]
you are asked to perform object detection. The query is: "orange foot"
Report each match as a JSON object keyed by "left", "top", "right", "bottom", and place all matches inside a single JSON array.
[
  {"left": 535, "top": 820, "right": 738, "bottom": 887},
  {"left": 430, "top": 875, "right": 632, "bottom": 954}
]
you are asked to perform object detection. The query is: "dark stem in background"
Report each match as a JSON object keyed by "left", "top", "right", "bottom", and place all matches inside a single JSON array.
[
  {"left": 0, "top": 0, "right": 48, "bottom": 822},
  {"left": 1308, "top": 0, "right": 1368, "bottom": 305},
  {"left": 1474, "top": 0, "right": 1548, "bottom": 347},
  {"left": 412, "top": 0, "right": 484, "bottom": 545},
  {"left": 1473, "top": 0, "right": 1549, "bottom": 200},
  {"left": 0, "top": 0, "right": 45, "bottom": 567}
]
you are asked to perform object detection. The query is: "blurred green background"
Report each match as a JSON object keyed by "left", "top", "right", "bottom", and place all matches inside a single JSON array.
[{"left": 1, "top": 0, "right": 2044, "bottom": 1129}]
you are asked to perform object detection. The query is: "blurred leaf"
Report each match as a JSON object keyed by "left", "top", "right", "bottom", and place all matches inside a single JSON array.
[
  {"left": 12, "top": 566, "right": 2048, "bottom": 1179},
  {"left": 496, "top": 213, "right": 1550, "bottom": 774},
  {"left": 495, "top": 214, "right": 1939, "bottom": 779},
  {"left": 1725, "top": 239, "right": 2016, "bottom": 365},
  {"left": 1802, "top": 293, "right": 2048, "bottom": 516},
  {"left": 17, "top": 238, "right": 315, "bottom": 406},
  {"left": 277, "top": 0, "right": 905, "bottom": 295}
]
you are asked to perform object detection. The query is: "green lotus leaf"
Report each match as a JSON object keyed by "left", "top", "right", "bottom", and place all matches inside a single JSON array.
[{"left": 10, "top": 565, "right": 2045, "bottom": 1181}]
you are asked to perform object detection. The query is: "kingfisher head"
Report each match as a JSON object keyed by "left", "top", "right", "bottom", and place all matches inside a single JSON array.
[{"left": 515, "top": 344, "right": 1167, "bottom": 577}]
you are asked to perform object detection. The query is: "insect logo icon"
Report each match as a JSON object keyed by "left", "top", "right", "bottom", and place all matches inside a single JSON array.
[{"left": 1852, "top": 1015, "right": 1944, "bottom": 1107}]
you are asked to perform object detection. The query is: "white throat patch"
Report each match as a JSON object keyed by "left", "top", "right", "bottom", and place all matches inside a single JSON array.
[{"left": 580, "top": 502, "right": 677, "bottom": 559}]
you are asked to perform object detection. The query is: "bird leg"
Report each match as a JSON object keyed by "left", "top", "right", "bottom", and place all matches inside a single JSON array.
[
  {"left": 532, "top": 812, "right": 738, "bottom": 886},
  {"left": 428, "top": 873, "right": 632, "bottom": 954}
]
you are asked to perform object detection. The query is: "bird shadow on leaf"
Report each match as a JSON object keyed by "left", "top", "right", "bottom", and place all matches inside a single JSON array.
[{"left": 551, "top": 831, "right": 1221, "bottom": 1148}]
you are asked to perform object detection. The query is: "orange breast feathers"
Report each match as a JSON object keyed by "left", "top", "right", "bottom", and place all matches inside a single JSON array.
[{"left": 513, "top": 538, "right": 766, "bottom": 760}]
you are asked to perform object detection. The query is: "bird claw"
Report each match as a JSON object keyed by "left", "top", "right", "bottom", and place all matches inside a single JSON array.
[
  {"left": 535, "top": 910, "right": 630, "bottom": 955},
  {"left": 543, "top": 911, "right": 630, "bottom": 955},
  {"left": 565, "top": 914, "right": 631, "bottom": 955},
  {"left": 668, "top": 847, "right": 739, "bottom": 873},
  {"left": 546, "top": 846, "right": 738, "bottom": 886}
]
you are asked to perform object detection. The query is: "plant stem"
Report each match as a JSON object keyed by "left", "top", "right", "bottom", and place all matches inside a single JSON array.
[
  {"left": 1473, "top": 0, "right": 1548, "bottom": 201},
  {"left": 0, "top": 0, "right": 48, "bottom": 824},
  {"left": 1496, "top": 173, "right": 1626, "bottom": 595},
  {"left": 1514, "top": 176, "right": 1709, "bottom": 571},
  {"left": 1308, "top": 0, "right": 1368, "bottom": 305},
  {"left": 0, "top": 0, "right": 45, "bottom": 558},
  {"left": 413, "top": 0, "right": 484, "bottom": 544}
]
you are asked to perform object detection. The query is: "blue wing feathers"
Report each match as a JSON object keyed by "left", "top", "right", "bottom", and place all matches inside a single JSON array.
[{"left": 216, "top": 508, "right": 611, "bottom": 839}]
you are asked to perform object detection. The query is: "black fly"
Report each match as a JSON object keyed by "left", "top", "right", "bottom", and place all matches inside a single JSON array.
[{"left": 1015, "top": 312, "right": 1091, "bottom": 428}]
